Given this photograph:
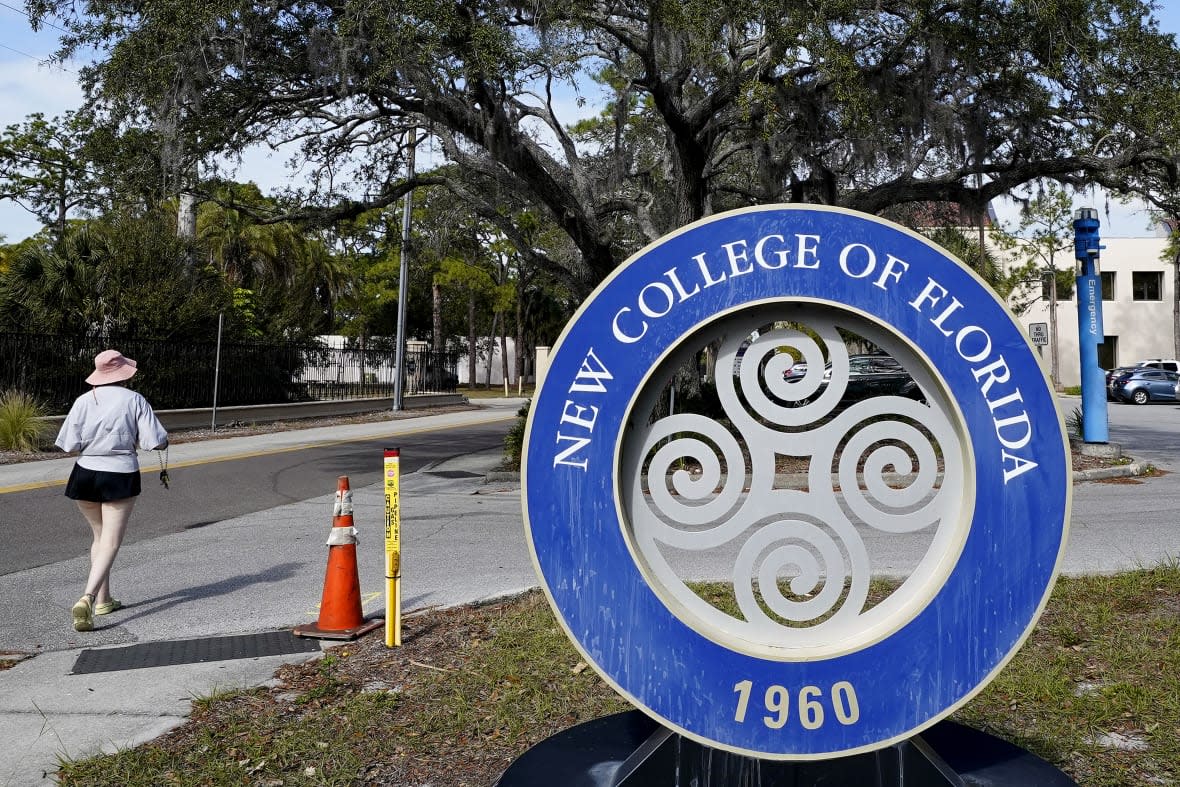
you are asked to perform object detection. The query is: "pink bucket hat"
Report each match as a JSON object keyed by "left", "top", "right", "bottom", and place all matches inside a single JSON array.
[{"left": 85, "top": 349, "right": 138, "bottom": 385}]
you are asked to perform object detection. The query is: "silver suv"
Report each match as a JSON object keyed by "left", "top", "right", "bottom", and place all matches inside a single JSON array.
[{"left": 1137, "top": 359, "right": 1179, "bottom": 372}]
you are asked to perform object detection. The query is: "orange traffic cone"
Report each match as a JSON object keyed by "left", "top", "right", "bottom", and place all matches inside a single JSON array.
[{"left": 294, "top": 476, "right": 383, "bottom": 640}]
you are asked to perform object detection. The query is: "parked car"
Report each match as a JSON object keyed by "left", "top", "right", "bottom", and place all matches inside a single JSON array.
[
  {"left": 783, "top": 354, "right": 923, "bottom": 404},
  {"left": 1111, "top": 368, "right": 1180, "bottom": 404},
  {"left": 788, "top": 353, "right": 887, "bottom": 384},
  {"left": 783, "top": 360, "right": 807, "bottom": 381},
  {"left": 1105, "top": 366, "right": 1139, "bottom": 401},
  {"left": 1135, "top": 358, "right": 1180, "bottom": 372}
]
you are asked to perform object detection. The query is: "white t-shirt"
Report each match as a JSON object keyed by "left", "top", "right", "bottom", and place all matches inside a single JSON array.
[{"left": 55, "top": 385, "right": 169, "bottom": 473}]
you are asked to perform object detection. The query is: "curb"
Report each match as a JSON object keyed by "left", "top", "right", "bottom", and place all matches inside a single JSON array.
[
  {"left": 1072, "top": 462, "right": 1154, "bottom": 482},
  {"left": 37, "top": 394, "right": 469, "bottom": 431}
]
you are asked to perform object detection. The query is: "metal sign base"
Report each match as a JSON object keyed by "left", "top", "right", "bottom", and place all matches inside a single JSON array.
[{"left": 495, "top": 711, "right": 1078, "bottom": 787}]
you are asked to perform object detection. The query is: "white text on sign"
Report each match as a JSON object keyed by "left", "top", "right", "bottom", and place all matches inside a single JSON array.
[
  {"left": 552, "top": 230, "right": 1040, "bottom": 483},
  {"left": 732, "top": 679, "right": 861, "bottom": 730}
]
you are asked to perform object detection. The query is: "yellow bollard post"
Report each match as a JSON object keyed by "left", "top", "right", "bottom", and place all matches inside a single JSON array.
[{"left": 383, "top": 448, "right": 402, "bottom": 647}]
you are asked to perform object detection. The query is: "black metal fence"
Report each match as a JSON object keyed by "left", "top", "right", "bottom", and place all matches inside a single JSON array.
[{"left": 0, "top": 332, "right": 460, "bottom": 414}]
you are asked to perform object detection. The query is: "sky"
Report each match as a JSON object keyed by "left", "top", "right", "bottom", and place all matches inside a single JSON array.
[{"left": 2, "top": 3, "right": 1180, "bottom": 243}]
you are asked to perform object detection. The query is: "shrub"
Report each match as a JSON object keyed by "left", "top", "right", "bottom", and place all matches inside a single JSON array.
[
  {"left": 504, "top": 400, "right": 531, "bottom": 470},
  {"left": 0, "top": 390, "right": 49, "bottom": 452}
]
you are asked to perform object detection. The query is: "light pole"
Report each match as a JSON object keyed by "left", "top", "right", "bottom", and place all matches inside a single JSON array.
[
  {"left": 1073, "top": 207, "right": 1108, "bottom": 443},
  {"left": 1047, "top": 262, "right": 1061, "bottom": 389},
  {"left": 393, "top": 127, "right": 416, "bottom": 412}
]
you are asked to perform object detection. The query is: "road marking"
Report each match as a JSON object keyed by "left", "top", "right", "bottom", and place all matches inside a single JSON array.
[{"left": 0, "top": 413, "right": 516, "bottom": 496}]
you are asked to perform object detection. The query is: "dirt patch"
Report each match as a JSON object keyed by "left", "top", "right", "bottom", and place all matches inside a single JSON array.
[
  {"left": 0, "top": 652, "right": 31, "bottom": 671},
  {"left": 755, "top": 445, "right": 1136, "bottom": 477},
  {"left": 105, "top": 593, "right": 626, "bottom": 787}
]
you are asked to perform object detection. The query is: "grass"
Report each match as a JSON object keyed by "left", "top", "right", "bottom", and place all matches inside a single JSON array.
[
  {"left": 0, "top": 389, "right": 49, "bottom": 452},
  {"left": 953, "top": 567, "right": 1180, "bottom": 785},
  {"left": 55, "top": 566, "right": 1180, "bottom": 786}
]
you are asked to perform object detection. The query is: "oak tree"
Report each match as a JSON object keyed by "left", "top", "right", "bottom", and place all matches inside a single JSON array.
[{"left": 29, "top": 0, "right": 1180, "bottom": 293}]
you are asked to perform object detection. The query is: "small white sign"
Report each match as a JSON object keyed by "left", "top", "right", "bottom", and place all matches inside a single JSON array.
[{"left": 1029, "top": 322, "right": 1049, "bottom": 346}]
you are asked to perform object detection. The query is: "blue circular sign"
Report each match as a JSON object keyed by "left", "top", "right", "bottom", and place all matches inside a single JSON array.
[{"left": 522, "top": 205, "right": 1071, "bottom": 759}]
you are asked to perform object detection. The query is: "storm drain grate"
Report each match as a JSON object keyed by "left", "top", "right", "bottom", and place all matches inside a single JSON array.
[
  {"left": 71, "top": 631, "right": 323, "bottom": 674},
  {"left": 427, "top": 469, "right": 483, "bottom": 479}
]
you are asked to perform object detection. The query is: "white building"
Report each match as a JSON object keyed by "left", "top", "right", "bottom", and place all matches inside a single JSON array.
[
  {"left": 1006, "top": 235, "right": 1176, "bottom": 387},
  {"left": 456, "top": 338, "right": 520, "bottom": 386}
]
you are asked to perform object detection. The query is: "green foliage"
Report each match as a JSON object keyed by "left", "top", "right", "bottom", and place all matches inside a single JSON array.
[
  {"left": 335, "top": 249, "right": 402, "bottom": 340},
  {"left": 503, "top": 399, "right": 531, "bottom": 469},
  {"left": 0, "top": 184, "right": 340, "bottom": 344},
  {"left": 920, "top": 227, "right": 1011, "bottom": 293},
  {"left": 0, "top": 112, "right": 103, "bottom": 237},
  {"left": 31, "top": 0, "right": 1180, "bottom": 296},
  {"left": 229, "top": 288, "right": 264, "bottom": 340},
  {"left": 198, "top": 183, "right": 301, "bottom": 287},
  {"left": 659, "top": 375, "right": 723, "bottom": 422},
  {"left": 195, "top": 182, "right": 340, "bottom": 341},
  {"left": 0, "top": 211, "right": 230, "bottom": 339},
  {"left": 991, "top": 182, "right": 1078, "bottom": 313},
  {"left": 0, "top": 225, "right": 98, "bottom": 333},
  {"left": 298, "top": 654, "right": 344, "bottom": 703},
  {"left": 1066, "top": 406, "right": 1084, "bottom": 439},
  {"left": 0, "top": 234, "right": 40, "bottom": 278},
  {"left": 0, "top": 390, "right": 48, "bottom": 452}
]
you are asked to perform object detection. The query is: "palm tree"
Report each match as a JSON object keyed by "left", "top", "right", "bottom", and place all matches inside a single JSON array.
[
  {"left": 196, "top": 183, "right": 349, "bottom": 339},
  {"left": 923, "top": 226, "right": 1015, "bottom": 294},
  {"left": 0, "top": 213, "right": 229, "bottom": 338},
  {"left": 197, "top": 185, "right": 299, "bottom": 288},
  {"left": 299, "top": 234, "right": 350, "bottom": 332},
  {"left": 0, "top": 224, "right": 106, "bottom": 333}
]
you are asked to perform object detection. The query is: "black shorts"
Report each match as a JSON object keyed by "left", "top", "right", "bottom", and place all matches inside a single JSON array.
[{"left": 64, "top": 465, "right": 141, "bottom": 502}]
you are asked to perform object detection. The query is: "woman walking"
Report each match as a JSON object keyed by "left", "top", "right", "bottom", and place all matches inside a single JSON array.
[{"left": 55, "top": 350, "right": 168, "bottom": 632}]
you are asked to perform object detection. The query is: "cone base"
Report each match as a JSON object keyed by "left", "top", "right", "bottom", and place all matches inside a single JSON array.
[{"left": 293, "top": 617, "right": 384, "bottom": 641}]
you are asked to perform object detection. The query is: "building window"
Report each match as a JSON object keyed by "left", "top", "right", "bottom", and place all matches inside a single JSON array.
[
  {"left": 1100, "top": 271, "right": 1115, "bottom": 301},
  {"left": 1098, "top": 336, "right": 1118, "bottom": 371},
  {"left": 1132, "top": 272, "right": 1163, "bottom": 301}
]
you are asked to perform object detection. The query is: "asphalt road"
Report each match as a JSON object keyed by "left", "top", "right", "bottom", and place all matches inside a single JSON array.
[
  {"left": 0, "top": 419, "right": 513, "bottom": 576},
  {"left": 1, "top": 394, "right": 1172, "bottom": 580},
  {"left": 1102, "top": 395, "right": 1180, "bottom": 468}
]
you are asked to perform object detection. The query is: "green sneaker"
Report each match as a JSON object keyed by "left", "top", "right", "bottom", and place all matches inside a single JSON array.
[
  {"left": 94, "top": 599, "right": 122, "bottom": 615},
  {"left": 72, "top": 596, "right": 94, "bottom": 632}
]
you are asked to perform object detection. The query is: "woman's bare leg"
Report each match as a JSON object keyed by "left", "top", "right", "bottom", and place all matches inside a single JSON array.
[{"left": 76, "top": 498, "right": 135, "bottom": 605}]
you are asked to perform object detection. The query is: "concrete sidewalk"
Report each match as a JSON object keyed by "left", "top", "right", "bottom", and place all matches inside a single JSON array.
[
  {"left": 0, "top": 400, "right": 533, "bottom": 787},
  {"left": 1, "top": 396, "right": 1179, "bottom": 785}
]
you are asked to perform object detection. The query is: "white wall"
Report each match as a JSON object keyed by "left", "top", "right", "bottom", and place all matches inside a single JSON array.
[
  {"left": 457, "top": 338, "right": 524, "bottom": 386},
  {"left": 310, "top": 335, "right": 529, "bottom": 386},
  {"left": 1007, "top": 236, "right": 1176, "bottom": 386},
  {"left": 305, "top": 334, "right": 398, "bottom": 384}
]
